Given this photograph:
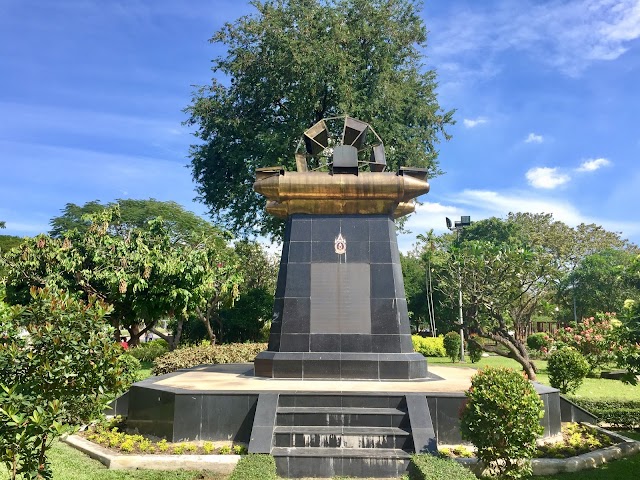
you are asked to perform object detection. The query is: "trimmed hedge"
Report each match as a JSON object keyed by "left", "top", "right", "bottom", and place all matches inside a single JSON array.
[
  {"left": 567, "top": 398, "right": 640, "bottom": 427},
  {"left": 152, "top": 342, "right": 267, "bottom": 375},
  {"left": 409, "top": 454, "right": 476, "bottom": 480},
  {"left": 412, "top": 335, "right": 446, "bottom": 357},
  {"left": 129, "top": 339, "right": 169, "bottom": 362},
  {"left": 228, "top": 454, "right": 277, "bottom": 480}
]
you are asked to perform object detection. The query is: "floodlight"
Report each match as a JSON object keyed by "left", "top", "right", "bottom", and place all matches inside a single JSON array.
[{"left": 446, "top": 217, "right": 452, "bottom": 229}]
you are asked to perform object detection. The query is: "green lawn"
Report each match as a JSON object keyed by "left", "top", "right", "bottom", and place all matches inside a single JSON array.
[
  {"left": 138, "top": 360, "right": 154, "bottom": 380},
  {"left": 0, "top": 441, "right": 227, "bottom": 480},
  {"left": 428, "top": 355, "right": 640, "bottom": 401}
]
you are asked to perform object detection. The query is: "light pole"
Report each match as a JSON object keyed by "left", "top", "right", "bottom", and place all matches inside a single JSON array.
[{"left": 446, "top": 215, "right": 471, "bottom": 362}]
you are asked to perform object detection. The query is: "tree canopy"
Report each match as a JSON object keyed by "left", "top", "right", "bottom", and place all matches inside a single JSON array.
[
  {"left": 49, "top": 198, "right": 215, "bottom": 241},
  {"left": 185, "top": 0, "right": 454, "bottom": 238},
  {"left": 404, "top": 213, "right": 638, "bottom": 379},
  {"left": 2, "top": 207, "right": 242, "bottom": 347}
]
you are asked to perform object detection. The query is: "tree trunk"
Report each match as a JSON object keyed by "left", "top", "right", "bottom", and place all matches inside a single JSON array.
[
  {"left": 201, "top": 317, "right": 217, "bottom": 345},
  {"left": 480, "top": 331, "right": 538, "bottom": 381},
  {"left": 127, "top": 324, "right": 141, "bottom": 346}
]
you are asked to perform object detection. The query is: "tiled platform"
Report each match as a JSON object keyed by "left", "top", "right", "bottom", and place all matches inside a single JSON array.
[{"left": 153, "top": 363, "right": 472, "bottom": 393}]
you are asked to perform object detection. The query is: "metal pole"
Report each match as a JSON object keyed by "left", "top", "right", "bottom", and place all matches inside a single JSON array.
[{"left": 457, "top": 229, "right": 465, "bottom": 361}]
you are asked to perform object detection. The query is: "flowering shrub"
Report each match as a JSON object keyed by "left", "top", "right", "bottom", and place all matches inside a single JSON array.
[{"left": 557, "top": 313, "right": 618, "bottom": 374}]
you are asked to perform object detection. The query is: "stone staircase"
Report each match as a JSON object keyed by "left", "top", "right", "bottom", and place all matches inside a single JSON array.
[{"left": 248, "top": 393, "right": 436, "bottom": 478}]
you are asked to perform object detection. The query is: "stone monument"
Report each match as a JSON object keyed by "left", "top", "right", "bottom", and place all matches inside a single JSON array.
[{"left": 253, "top": 116, "right": 432, "bottom": 380}]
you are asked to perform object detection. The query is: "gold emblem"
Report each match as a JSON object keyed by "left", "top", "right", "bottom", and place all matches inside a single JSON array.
[{"left": 334, "top": 233, "right": 346, "bottom": 254}]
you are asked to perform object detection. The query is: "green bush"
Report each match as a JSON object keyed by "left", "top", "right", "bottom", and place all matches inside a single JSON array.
[
  {"left": 0, "top": 288, "right": 124, "bottom": 480},
  {"left": 566, "top": 398, "right": 640, "bottom": 428},
  {"left": 460, "top": 367, "right": 544, "bottom": 479},
  {"left": 467, "top": 337, "right": 483, "bottom": 363},
  {"left": 128, "top": 339, "right": 169, "bottom": 362},
  {"left": 412, "top": 335, "right": 446, "bottom": 357},
  {"left": 409, "top": 454, "right": 476, "bottom": 480},
  {"left": 547, "top": 347, "right": 590, "bottom": 394},
  {"left": 228, "top": 454, "right": 277, "bottom": 480},
  {"left": 526, "top": 332, "right": 551, "bottom": 352},
  {"left": 443, "top": 332, "right": 461, "bottom": 363},
  {"left": 152, "top": 342, "right": 267, "bottom": 375}
]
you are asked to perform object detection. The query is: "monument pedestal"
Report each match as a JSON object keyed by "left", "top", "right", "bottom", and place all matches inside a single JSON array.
[{"left": 254, "top": 214, "right": 429, "bottom": 379}]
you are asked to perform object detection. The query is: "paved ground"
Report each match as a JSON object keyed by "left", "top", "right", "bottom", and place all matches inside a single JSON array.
[{"left": 154, "top": 363, "right": 475, "bottom": 394}]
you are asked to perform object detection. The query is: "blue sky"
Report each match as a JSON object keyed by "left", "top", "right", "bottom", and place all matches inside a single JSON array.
[{"left": 1, "top": 0, "right": 639, "bottom": 252}]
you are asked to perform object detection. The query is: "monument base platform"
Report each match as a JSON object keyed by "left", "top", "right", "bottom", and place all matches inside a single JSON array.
[
  {"left": 119, "top": 363, "right": 565, "bottom": 478},
  {"left": 254, "top": 351, "right": 430, "bottom": 379}
]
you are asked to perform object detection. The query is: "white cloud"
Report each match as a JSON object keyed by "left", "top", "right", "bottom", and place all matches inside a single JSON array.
[
  {"left": 400, "top": 188, "right": 640, "bottom": 251},
  {"left": 525, "top": 133, "right": 544, "bottom": 143},
  {"left": 428, "top": 0, "right": 640, "bottom": 76},
  {"left": 463, "top": 117, "right": 488, "bottom": 128},
  {"left": 526, "top": 167, "right": 571, "bottom": 189},
  {"left": 576, "top": 157, "right": 611, "bottom": 172}
]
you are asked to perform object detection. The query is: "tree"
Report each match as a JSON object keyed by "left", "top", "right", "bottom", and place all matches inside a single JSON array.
[
  {"left": 49, "top": 198, "right": 215, "bottom": 242},
  {"left": 566, "top": 249, "right": 635, "bottom": 319},
  {"left": 219, "top": 240, "right": 278, "bottom": 342},
  {"left": 439, "top": 241, "right": 556, "bottom": 380},
  {"left": 185, "top": 0, "right": 454, "bottom": 238},
  {"left": 1, "top": 207, "right": 242, "bottom": 347}
]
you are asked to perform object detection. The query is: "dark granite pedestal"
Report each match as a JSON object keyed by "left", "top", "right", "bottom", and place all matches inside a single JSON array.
[{"left": 254, "top": 214, "right": 429, "bottom": 380}]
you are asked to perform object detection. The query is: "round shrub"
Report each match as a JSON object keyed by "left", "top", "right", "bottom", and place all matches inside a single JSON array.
[
  {"left": 467, "top": 337, "right": 483, "bottom": 363},
  {"left": 526, "top": 332, "right": 551, "bottom": 352},
  {"left": 443, "top": 332, "right": 461, "bottom": 363},
  {"left": 547, "top": 347, "right": 590, "bottom": 394},
  {"left": 461, "top": 367, "right": 544, "bottom": 479},
  {"left": 412, "top": 335, "right": 446, "bottom": 357}
]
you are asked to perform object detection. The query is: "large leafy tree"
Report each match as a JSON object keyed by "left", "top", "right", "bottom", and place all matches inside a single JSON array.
[
  {"left": 1, "top": 208, "right": 242, "bottom": 347},
  {"left": 185, "top": 0, "right": 454, "bottom": 237}
]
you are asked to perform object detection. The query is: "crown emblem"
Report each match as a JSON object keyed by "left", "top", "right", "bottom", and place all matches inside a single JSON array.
[{"left": 334, "top": 233, "right": 346, "bottom": 254}]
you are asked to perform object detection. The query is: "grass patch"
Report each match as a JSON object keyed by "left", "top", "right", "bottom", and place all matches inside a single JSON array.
[
  {"left": 535, "top": 451, "right": 640, "bottom": 479},
  {"left": 428, "top": 355, "right": 640, "bottom": 401},
  {"left": 138, "top": 360, "right": 155, "bottom": 380},
  {"left": 0, "top": 441, "right": 227, "bottom": 480}
]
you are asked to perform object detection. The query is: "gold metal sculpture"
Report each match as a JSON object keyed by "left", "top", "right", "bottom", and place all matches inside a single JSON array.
[{"left": 254, "top": 116, "right": 430, "bottom": 217}]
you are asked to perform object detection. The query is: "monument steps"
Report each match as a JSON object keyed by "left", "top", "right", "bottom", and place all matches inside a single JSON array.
[
  {"left": 253, "top": 394, "right": 423, "bottom": 477},
  {"left": 273, "top": 426, "right": 413, "bottom": 449}
]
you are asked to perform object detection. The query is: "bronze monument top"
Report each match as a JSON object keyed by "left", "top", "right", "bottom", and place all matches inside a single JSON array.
[{"left": 253, "top": 116, "right": 430, "bottom": 218}]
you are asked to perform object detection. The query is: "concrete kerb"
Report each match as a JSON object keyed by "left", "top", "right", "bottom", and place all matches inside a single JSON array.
[
  {"left": 63, "top": 423, "right": 640, "bottom": 477},
  {"left": 62, "top": 435, "right": 240, "bottom": 473},
  {"left": 456, "top": 424, "right": 640, "bottom": 477}
]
